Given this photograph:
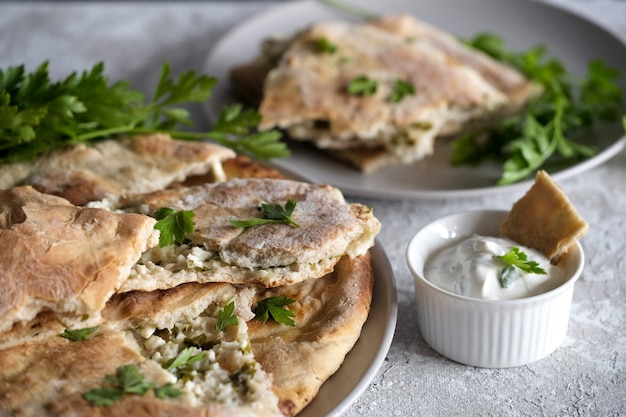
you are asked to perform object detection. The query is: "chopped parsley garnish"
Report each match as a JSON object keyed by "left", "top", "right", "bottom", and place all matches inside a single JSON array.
[
  {"left": 0, "top": 61, "right": 288, "bottom": 163},
  {"left": 347, "top": 75, "right": 378, "bottom": 97},
  {"left": 494, "top": 246, "right": 547, "bottom": 288},
  {"left": 455, "top": 33, "right": 624, "bottom": 185},
  {"left": 216, "top": 301, "right": 239, "bottom": 332},
  {"left": 82, "top": 364, "right": 181, "bottom": 406},
  {"left": 316, "top": 37, "right": 338, "bottom": 54},
  {"left": 165, "top": 347, "right": 207, "bottom": 372},
  {"left": 230, "top": 200, "right": 300, "bottom": 229},
  {"left": 254, "top": 296, "right": 297, "bottom": 327},
  {"left": 60, "top": 326, "right": 99, "bottom": 341},
  {"left": 153, "top": 207, "right": 195, "bottom": 247},
  {"left": 153, "top": 383, "right": 184, "bottom": 400},
  {"left": 391, "top": 79, "right": 415, "bottom": 103}
]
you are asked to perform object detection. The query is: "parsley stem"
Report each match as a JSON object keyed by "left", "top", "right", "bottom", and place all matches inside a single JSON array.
[
  {"left": 74, "top": 127, "right": 211, "bottom": 143},
  {"left": 74, "top": 125, "right": 142, "bottom": 142},
  {"left": 318, "top": 0, "right": 378, "bottom": 20}
]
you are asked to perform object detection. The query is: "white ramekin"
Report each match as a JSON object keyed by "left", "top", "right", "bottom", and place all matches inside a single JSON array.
[{"left": 406, "top": 210, "right": 584, "bottom": 368}]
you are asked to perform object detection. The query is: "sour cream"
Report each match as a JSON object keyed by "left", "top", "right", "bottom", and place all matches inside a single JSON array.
[{"left": 424, "top": 234, "right": 566, "bottom": 300}]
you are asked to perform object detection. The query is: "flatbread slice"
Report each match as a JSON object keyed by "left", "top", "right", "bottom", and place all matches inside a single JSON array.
[
  {"left": 0, "top": 133, "right": 235, "bottom": 205},
  {"left": 0, "top": 186, "right": 158, "bottom": 335},
  {"left": 94, "top": 178, "right": 380, "bottom": 291},
  {"left": 247, "top": 253, "right": 374, "bottom": 417},
  {"left": 0, "top": 322, "right": 280, "bottom": 417},
  {"left": 500, "top": 170, "right": 589, "bottom": 261},
  {"left": 0, "top": 281, "right": 283, "bottom": 416},
  {"left": 103, "top": 282, "right": 283, "bottom": 416},
  {"left": 0, "top": 324, "right": 174, "bottom": 417},
  {"left": 234, "top": 14, "right": 536, "bottom": 172}
]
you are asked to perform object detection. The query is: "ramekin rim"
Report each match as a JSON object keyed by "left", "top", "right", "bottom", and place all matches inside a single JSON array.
[{"left": 406, "top": 209, "right": 585, "bottom": 306}]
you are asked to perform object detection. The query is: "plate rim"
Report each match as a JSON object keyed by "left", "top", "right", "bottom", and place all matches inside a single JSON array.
[{"left": 306, "top": 241, "right": 398, "bottom": 417}]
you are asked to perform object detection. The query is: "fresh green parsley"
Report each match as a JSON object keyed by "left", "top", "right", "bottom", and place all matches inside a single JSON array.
[
  {"left": 82, "top": 364, "right": 181, "bottom": 406},
  {"left": 0, "top": 61, "right": 288, "bottom": 163},
  {"left": 347, "top": 75, "right": 378, "bottom": 97},
  {"left": 494, "top": 246, "right": 547, "bottom": 288},
  {"left": 153, "top": 383, "right": 184, "bottom": 400},
  {"left": 153, "top": 207, "right": 195, "bottom": 247},
  {"left": 207, "top": 103, "right": 290, "bottom": 160},
  {"left": 60, "top": 326, "right": 99, "bottom": 341},
  {"left": 391, "top": 79, "right": 415, "bottom": 103},
  {"left": 230, "top": 200, "right": 300, "bottom": 229},
  {"left": 216, "top": 301, "right": 239, "bottom": 332},
  {"left": 165, "top": 347, "right": 207, "bottom": 372},
  {"left": 455, "top": 33, "right": 624, "bottom": 185},
  {"left": 254, "top": 296, "right": 297, "bottom": 327},
  {"left": 316, "top": 37, "right": 338, "bottom": 54}
]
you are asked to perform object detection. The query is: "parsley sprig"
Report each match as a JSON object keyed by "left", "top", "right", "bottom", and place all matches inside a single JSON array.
[
  {"left": 165, "top": 347, "right": 207, "bottom": 372},
  {"left": 391, "top": 79, "right": 415, "bottom": 103},
  {"left": 254, "top": 296, "right": 297, "bottom": 327},
  {"left": 455, "top": 34, "right": 624, "bottom": 184},
  {"left": 60, "top": 326, "right": 99, "bottom": 341},
  {"left": 153, "top": 207, "right": 195, "bottom": 247},
  {"left": 83, "top": 364, "right": 182, "bottom": 406},
  {"left": 230, "top": 200, "right": 300, "bottom": 229},
  {"left": 216, "top": 301, "right": 239, "bottom": 332},
  {"left": 494, "top": 246, "right": 547, "bottom": 288},
  {"left": 0, "top": 61, "right": 289, "bottom": 163}
]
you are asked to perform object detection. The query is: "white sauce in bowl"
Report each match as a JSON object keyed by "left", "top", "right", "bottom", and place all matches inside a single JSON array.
[{"left": 424, "top": 235, "right": 567, "bottom": 300}]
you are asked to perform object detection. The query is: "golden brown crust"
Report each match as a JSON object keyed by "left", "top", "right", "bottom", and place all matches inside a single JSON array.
[
  {"left": 0, "top": 134, "right": 235, "bottom": 205},
  {"left": 248, "top": 253, "right": 374, "bottom": 416},
  {"left": 0, "top": 186, "right": 158, "bottom": 334},
  {"left": 182, "top": 155, "right": 285, "bottom": 186},
  {"left": 103, "top": 281, "right": 255, "bottom": 328},
  {"left": 0, "top": 311, "right": 65, "bottom": 351},
  {"left": 500, "top": 170, "right": 589, "bottom": 261},
  {"left": 369, "top": 13, "right": 540, "bottom": 114}
]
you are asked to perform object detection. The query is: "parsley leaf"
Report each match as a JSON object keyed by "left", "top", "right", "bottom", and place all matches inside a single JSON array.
[
  {"left": 60, "top": 326, "right": 99, "bottom": 341},
  {"left": 347, "top": 75, "right": 378, "bottom": 97},
  {"left": 0, "top": 62, "right": 289, "bottom": 163},
  {"left": 216, "top": 301, "right": 239, "bottom": 332},
  {"left": 153, "top": 383, "right": 184, "bottom": 400},
  {"left": 254, "top": 296, "right": 297, "bottom": 327},
  {"left": 82, "top": 386, "right": 123, "bottom": 406},
  {"left": 83, "top": 365, "right": 155, "bottom": 406},
  {"left": 203, "top": 104, "right": 289, "bottom": 160},
  {"left": 165, "top": 347, "right": 207, "bottom": 372},
  {"left": 315, "top": 37, "right": 338, "bottom": 54},
  {"left": 494, "top": 246, "right": 547, "bottom": 288},
  {"left": 456, "top": 33, "right": 624, "bottom": 185},
  {"left": 153, "top": 207, "right": 195, "bottom": 247},
  {"left": 391, "top": 79, "right": 415, "bottom": 103},
  {"left": 230, "top": 200, "right": 300, "bottom": 229}
]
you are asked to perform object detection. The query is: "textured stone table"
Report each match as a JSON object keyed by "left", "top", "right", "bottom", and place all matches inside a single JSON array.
[{"left": 1, "top": 1, "right": 624, "bottom": 416}]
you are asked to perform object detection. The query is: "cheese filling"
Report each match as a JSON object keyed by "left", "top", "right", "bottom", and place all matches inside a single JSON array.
[
  {"left": 123, "top": 242, "right": 340, "bottom": 291},
  {"left": 132, "top": 312, "right": 265, "bottom": 408}
]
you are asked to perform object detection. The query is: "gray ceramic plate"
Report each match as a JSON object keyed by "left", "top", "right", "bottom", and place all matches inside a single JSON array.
[{"left": 204, "top": 0, "right": 626, "bottom": 200}]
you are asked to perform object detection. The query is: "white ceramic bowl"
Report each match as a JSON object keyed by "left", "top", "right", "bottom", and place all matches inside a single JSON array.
[{"left": 406, "top": 210, "right": 584, "bottom": 368}]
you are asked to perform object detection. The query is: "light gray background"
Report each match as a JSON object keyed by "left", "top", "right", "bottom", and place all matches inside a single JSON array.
[{"left": 0, "top": 1, "right": 625, "bottom": 416}]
